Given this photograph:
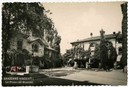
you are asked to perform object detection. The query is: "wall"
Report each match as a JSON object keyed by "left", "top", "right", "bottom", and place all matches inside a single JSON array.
[
  {"left": 32, "top": 41, "right": 44, "bottom": 57},
  {"left": 10, "top": 33, "right": 44, "bottom": 57},
  {"left": 71, "top": 38, "right": 121, "bottom": 56}
]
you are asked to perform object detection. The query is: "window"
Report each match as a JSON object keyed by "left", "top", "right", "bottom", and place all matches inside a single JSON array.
[
  {"left": 17, "top": 40, "right": 23, "bottom": 50},
  {"left": 118, "top": 47, "right": 122, "bottom": 54},
  {"left": 32, "top": 44, "right": 38, "bottom": 52},
  {"left": 90, "top": 43, "right": 94, "bottom": 47}
]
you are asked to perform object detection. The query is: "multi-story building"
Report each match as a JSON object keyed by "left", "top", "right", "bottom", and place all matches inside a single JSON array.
[
  {"left": 70, "top": 32, "right": 122, "bottom": 59},
  {"left": 8, "top": 28, "right": 58, "bottom": 68}
]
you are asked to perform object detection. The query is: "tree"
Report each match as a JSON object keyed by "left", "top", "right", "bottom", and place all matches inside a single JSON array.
[
  {"left": 2, "top": 3, "right": 58, "bottom": 67},
  {"left": 54, "top": 35, "right": 61, "bottom": 54},
  {"left": 121, "top": 3, "right": 127, "bottom": 69},
  {"left": 2, "top": 3, "right": 43, "bottom": 53},
  {"left": 93, "top": 43, "right": 100, "bottom": 60},
  {"left": 99, "top": 29, "right": 109, "bottom": 70}
]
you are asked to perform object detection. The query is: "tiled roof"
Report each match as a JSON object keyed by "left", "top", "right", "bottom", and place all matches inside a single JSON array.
[{"left": 71, "top": 34, "right": 122, "bottom": 44}]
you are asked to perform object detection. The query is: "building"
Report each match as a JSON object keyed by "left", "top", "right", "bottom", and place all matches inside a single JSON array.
[
  {"left": 10, "top": 32, "right": 46, "bottom": 57},
  {"left": 70, "top": 32, "right": 122, "bottom": 58},
  {"left": 8, "top": 29, "right": 58, "bottom": 68},
  {"left": 2, "top": 3, "right": 62, "bottom": 73}
]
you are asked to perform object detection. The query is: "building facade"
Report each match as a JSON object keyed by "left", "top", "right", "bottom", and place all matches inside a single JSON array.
[
  {"left": 8, "top": 29, "right": 59, "bottom": 68},
  {"left": 70, "top": 33, "right": 122, "bottom": 59}
]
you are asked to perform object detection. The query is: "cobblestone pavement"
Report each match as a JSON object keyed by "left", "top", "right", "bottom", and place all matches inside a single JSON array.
[{"left": 39, "top": 67, "right": 127, "bottom": 85}]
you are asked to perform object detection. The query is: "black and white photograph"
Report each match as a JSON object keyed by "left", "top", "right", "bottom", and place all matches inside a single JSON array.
[{"left": 1, "top": 1, "right": 127, "bottom": 86}]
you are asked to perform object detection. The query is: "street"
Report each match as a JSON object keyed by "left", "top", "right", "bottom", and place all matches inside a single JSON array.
[
  {"left": 39, "top": 67, "right": 127, "bottom": 85},
  {"left": 3, "top": 67, "right": 127, "bottom": 86}
]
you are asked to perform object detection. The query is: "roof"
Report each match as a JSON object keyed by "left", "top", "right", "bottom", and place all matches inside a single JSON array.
[
  {"left": 71, "top": 34, "right": 122, "bottom": 44},
  {"left": 28, "top": 38, "right": 48, "bottom": 46}
]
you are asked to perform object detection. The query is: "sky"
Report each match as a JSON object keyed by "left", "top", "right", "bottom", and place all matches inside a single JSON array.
[{"left": 43, "top": 2, "right": 124, "bottom": 54}]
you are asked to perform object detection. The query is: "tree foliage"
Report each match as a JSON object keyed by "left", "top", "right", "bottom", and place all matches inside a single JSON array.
[
  {"left": 2, "top": 2, "right": 60, "bottom": 51},
  {"left": 2, "top": 3, "right": 44, "bottom": 53},
  {"left": 2, "top": 3, "right": 61, "bottom": 67},
  {"left": 93, "top": 43, "right": 100, "bottom": 60}
]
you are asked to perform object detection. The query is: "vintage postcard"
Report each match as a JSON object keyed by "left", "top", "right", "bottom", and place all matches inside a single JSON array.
[{"left": 1, "top": 1, "right": 127, "bottom": 86}]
